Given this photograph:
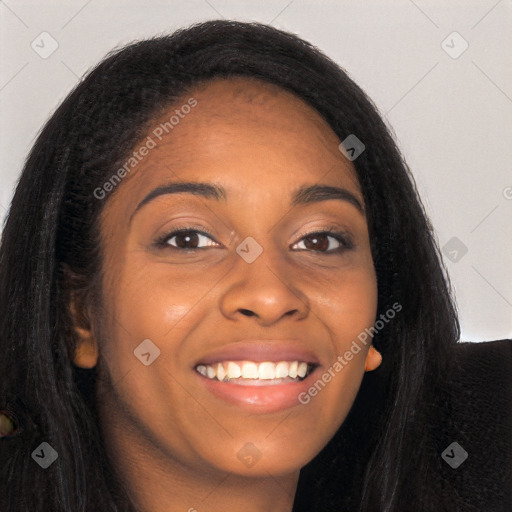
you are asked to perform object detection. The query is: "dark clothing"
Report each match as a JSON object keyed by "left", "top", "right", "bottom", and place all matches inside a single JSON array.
[
  {"left": 436, "top": 339, "right": 512, "bottom": 511},
  {"left": 293, "top": 339, "right": 512, "bottom": 511}
]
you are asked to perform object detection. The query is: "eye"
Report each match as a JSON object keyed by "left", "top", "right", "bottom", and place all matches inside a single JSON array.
[
  {"left": 291, "top": 230, "right": 353, "bottom": 253},
  {"left": 156, "top": 228, "right": 220, "bottom": 250}
]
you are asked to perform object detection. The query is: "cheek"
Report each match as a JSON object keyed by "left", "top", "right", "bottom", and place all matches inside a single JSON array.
[
  {"left": 95, "top": 254, "right": 229, "bottom": 384},
  {"left": 104, "top": 256, "right": 220, "bottom": 334},
  {"left": 312, "top": 259, "right": 378, "bottom": 338},
  {"left": 92, "top": 261, "right": 227, "bottom": 465},
  {"left": 290, "top": 259, "right": 377, "bottom": 428}
]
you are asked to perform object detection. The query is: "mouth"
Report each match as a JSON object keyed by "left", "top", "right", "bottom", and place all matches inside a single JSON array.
[
  {"left": 192, "top": 340, "right": 322, "bottom": 412},
  {"left": 195, "top": 360, "right": 317, "bottom": 386},
  {"left": 195, "top": 360, "right": 320, "bottom": 413}
]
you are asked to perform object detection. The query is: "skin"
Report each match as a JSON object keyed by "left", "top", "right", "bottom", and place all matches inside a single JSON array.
[{"left": 72, "top": 77, "right": 382, "bottom": 512}]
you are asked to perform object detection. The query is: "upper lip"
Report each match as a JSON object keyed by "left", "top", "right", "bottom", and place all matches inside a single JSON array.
[{"left": 194, "top": 340, "right": 321, "bottom": 367}]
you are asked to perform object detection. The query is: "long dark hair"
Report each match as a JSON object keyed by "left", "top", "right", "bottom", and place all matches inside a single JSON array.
[{"left": 0, "top": 20, "right": 459, "bottom": 511}]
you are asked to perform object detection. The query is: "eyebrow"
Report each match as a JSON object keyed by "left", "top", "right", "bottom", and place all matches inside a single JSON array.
[
  {"left": 291, "top": 184, "right": 364, "bottom": 212},
  {"left": 130, "top": 181, "right": 364, "bottom": 224}
]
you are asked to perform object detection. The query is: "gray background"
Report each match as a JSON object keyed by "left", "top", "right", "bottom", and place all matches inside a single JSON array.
[{"left": 1, "top": 0, "right": 511, "bottom": 341}]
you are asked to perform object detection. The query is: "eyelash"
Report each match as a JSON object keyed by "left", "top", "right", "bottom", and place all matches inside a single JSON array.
[
  {"left": 154, "top": 226, "right": 219, "bottom": 250},
  {"left": 292, "top": 226, "right": 354, "bottom": 253},
  {"left": 154, "top": 225, "right": 354, "bottom": 254}
]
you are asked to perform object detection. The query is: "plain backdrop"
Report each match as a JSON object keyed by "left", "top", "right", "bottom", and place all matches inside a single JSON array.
[{"left": 1, "top": 0, "right": 511, "bottom": 341}]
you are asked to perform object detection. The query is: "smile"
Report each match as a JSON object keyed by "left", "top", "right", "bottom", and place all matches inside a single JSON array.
[
  {"left": 195, "top": 360, "right": 320, "bottom": 413},
  {"left": 195, "top": 360, "right": 314, "bottom": 385}
]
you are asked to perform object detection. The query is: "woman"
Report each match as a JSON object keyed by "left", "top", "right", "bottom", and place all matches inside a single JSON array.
[{"left": 1, "top": 20, "right": 510, "bottom": 511}]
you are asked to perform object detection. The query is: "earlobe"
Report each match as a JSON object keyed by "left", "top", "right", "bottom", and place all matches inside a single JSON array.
[
  {"left": 364, "top": 345, "right": 382, "bottom": 372},
  {"left": 73, "top": 335, "right": 99, "bottom": 369},
  {"left": 68, "top": 290, "right": 99, "bottom": 369}
]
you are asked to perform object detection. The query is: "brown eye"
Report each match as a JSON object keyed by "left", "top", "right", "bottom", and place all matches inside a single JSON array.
[
  {"left": 159, "top": 229, "right": 219, "bottom": 250},
  {"left": 173, "top": 231, "right": 200, "bottom": 249},
  {"left": 302, "top": 233, "right": 334, "bottom": 252},
  {"left": 292, "top": 231, "right": 353, "bottom": 253}
]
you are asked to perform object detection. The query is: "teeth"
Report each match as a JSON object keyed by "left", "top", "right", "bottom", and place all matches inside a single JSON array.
[
  {"left": 297, "top": 362, "right": 308, "bottom": 378},
  {"left": 258, "top": 362, "right": 275, "bottom": 379},
  {"left": 196, "top": 360, "right": 314, "bottom": 382},
  {"left": 216, "top": 362, "right": 226, "bottom": 381},
  {"left": 206, "top": 365, "right": 216, "bottom": 379},
  {"left": 241, "top": 362, "right": 258, "bottom": 378},
  {"left": 289, "top": 361, "right": 298, "bottom": 379},
  {"left": 227, "top": 361, "right": 241, "bottom": 379},
  {"left": 275, "top": 362, "right": 289, "bottom": 379}
]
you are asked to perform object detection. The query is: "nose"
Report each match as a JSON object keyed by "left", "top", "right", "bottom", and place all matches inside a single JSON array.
[{"left": 219, "top": 252, "right": 310, "bottom": 327}]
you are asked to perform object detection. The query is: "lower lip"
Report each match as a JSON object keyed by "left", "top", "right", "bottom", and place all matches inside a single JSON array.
[{"left": 197, "top": 368, "right": 319, "bottom": 413}]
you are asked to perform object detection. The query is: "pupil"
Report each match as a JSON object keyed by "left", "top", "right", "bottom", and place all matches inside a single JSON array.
[
  {"left": 305, "top": 234, "right": 328, "bottom": 251},
  {"left": 177, "top": 231, "right": 198, "bottom": 248}
]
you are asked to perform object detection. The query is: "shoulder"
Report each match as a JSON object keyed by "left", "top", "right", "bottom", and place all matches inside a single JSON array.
[
  {"left": 450, "top": 338, "right": 512, "bottom": 404},
  {"left": 435, "top": 339, "right": 512, "bottom": 510},
  {"left": 448, "top": 339, "right": 512, "bottom": 427},
  {"left": 453, "top": 338, "right": 512, "bottom": 375}
]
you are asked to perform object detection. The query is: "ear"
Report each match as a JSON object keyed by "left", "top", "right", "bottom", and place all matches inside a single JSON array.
[
  {"left": 364, "top": 345, "right": 382, "bottom": 372},
  {"left": 69, "top": 292, "right": 99, "bottom": 369}
]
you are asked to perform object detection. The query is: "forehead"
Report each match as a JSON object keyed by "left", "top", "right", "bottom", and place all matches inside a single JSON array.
[
  {"left": 104, "top": 77, "right": 361, "bottom": 217},
  {"left": 159, "top": 77, "right": 347, "bottom": 165}
]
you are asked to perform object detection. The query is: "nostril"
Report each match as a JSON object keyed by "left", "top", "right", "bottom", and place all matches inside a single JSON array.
[{"left": 239, "top": 309, "right": 255, "bottom": 317}]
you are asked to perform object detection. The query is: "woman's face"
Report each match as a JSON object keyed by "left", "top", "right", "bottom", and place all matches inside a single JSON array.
[{"left": 74, "top": 77, "right": 381, "bottom": 479}]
